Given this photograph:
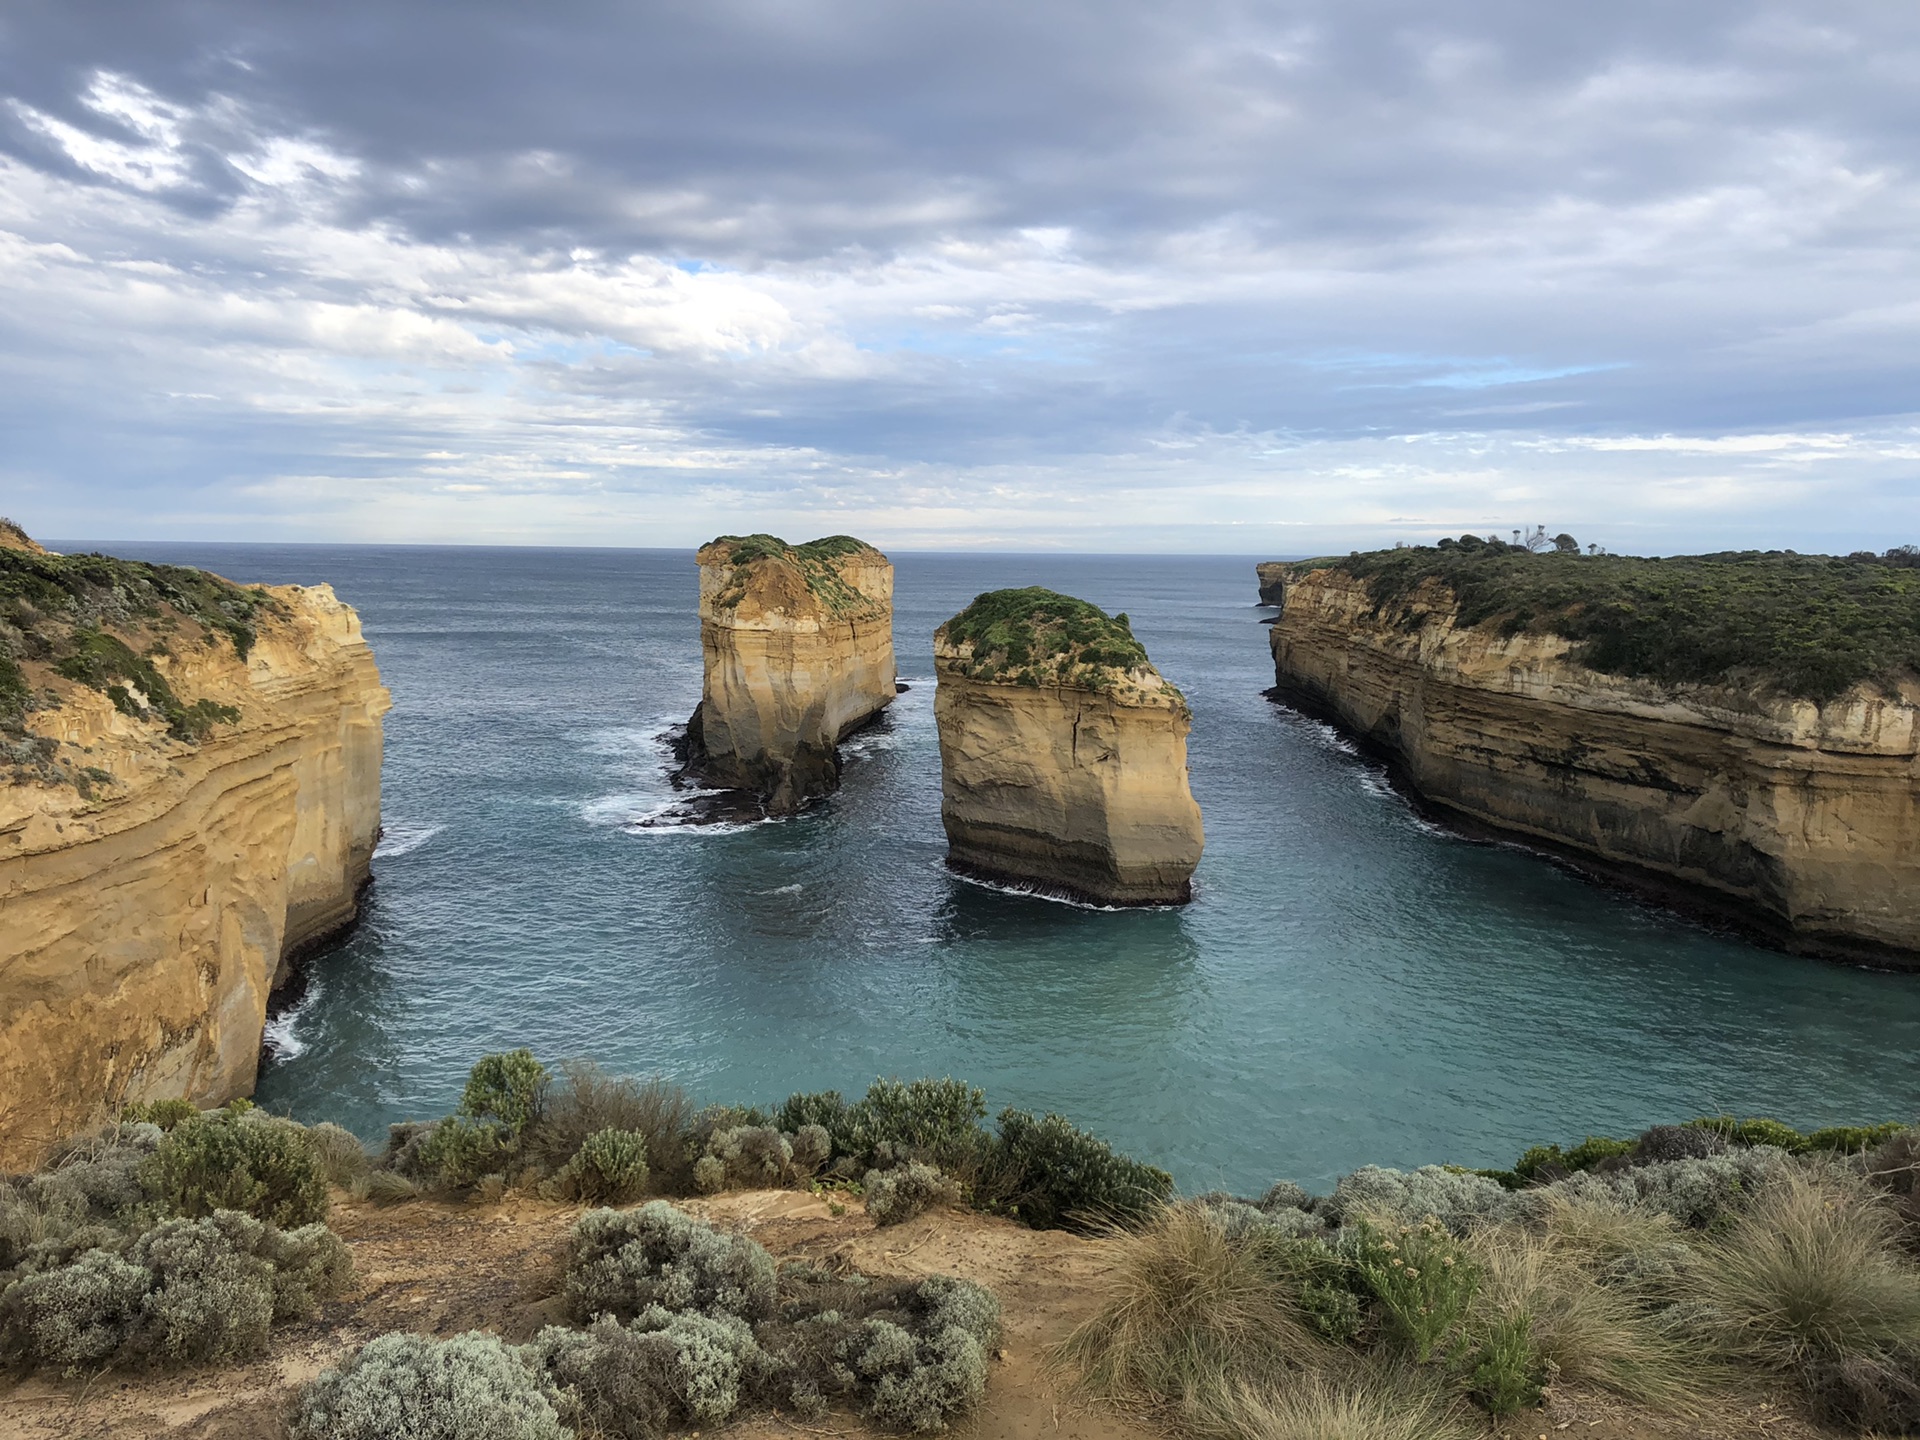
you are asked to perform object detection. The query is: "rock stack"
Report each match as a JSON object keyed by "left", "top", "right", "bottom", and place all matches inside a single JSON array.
[
  {"left": 933, "top": 587, "right": 1204, "bottom": 905},
  {"left": 681, "top": 534, "right": 897, "bottom": 814}
]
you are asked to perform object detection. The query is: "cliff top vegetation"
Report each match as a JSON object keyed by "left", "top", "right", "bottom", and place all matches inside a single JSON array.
[
  {"left": 699, "top": 532, "right": 888, "bottom": 618},
  {"left": 1295, "top": 540, "right": 1920, "bottom": 702},
  {"left": 936, "top": 587, "right": 1177, "bottom": 698},
  {"left": 1, "top": 528, "right": 269, "bottom": 759}
]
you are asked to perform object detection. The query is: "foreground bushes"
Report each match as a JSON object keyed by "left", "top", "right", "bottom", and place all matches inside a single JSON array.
[{"left": 294, "top": 1203, "right": 999, "bottom": 1438}]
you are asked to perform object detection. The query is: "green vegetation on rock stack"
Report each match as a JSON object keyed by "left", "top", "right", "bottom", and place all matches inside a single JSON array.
[
  {"left": 1315, "top": 542, "right": 1920, "bottom": 702},
  {"left": 703, "top": 532, "right": 886, "bottom": 617},
  {"left": 939, "top": 586, "right": 1167, "bottom": 695}
]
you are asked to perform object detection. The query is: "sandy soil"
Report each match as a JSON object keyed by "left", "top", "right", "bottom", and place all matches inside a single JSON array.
[{"left": 0, "top": 1190, "right": 1832, "bottom": 1440}]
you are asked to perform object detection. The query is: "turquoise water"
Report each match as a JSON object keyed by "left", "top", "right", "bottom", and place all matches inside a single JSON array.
[{"left": 83, "top": 543, "right": 1920, "bottom": 1193}]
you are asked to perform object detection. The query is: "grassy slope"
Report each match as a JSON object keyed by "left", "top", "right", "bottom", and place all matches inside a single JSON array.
[
  {"left": 1301, "top": 544, "right": 1920, "bottom": 701},
  {"left": 703, "top": 533, "right": 885, "bottom": 617}
]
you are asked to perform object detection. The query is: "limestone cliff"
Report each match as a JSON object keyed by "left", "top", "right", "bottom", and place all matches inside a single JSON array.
[
  {"left": 681, "top": 534, "right": 896, "bottom": 814},
  {"left": 1256, "top": 562, "right": 1290, "bottom": 607},
  {"left": 0, "top": 534, "right": 388, "bottom": 1166},
  {"left": 934, "top": 588, "right": 1203, "bottom": 905},
  {"left": 1265, "top": 560, "right": 1920, "bottom": 964}
]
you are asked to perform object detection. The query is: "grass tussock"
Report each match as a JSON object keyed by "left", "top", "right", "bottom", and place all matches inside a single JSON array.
[
  {"left": 1693, "top": 1166, "right": 1920, "bottom": 1428},
  {"left": 1193, "top": 1372, "right": 1478, "bottom": 1440},
  {"left": 1466, "top": 1203, "right": 1708, "bottom": 1413},
  {"left": 1059, "top": 1202, "right": 1322, "bottom": 1411}
]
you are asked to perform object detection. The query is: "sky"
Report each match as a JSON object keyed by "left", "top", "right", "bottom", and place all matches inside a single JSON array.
[{"left": 1, "top": 1, "right": 1917, "bottom": 554}]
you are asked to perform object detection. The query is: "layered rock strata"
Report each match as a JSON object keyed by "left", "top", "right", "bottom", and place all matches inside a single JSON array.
[
  {"left": 0, "top": 534, "right": 388, "bottom": 1166},
  {"left": 1256, "top": 562, "right": 1291, "bottom": 607},
  {"left": 680, "top": 534, "right": 896, "bottom": 814},
  {"left": 934, "top": 588, "right": 1204, "bottom": 905},
  {"left": 1265, "top": 564, "right": 1920, "bottom": 964}
]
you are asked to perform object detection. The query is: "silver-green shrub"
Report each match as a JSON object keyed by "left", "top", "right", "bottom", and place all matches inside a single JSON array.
[
  {"left": 791, "top": 1124, "right": 832, "bottom": 1177},
  {"left": 535, "top": 1306, "right": 768, "bottom": 1432},
  {"left": 1549, "top": 1146, "right": 1792, "bottom": 1227},
  {"left": 565, "top": 1202, "right": 775, "bottom": 1324},
  {"left": 836, "top": 1276, "right": 1000, "bottom": 1434},
  {"left": 0, "top": 1248, "right": 152, "bottom": 1369},
  {"left": 291, "top": 1331, "right": 570, "bottom": 1440},
  {"left": 701, "top": 1125, "right": 793, "bottom": 1190},
  {"left": 124, "top": 1213, "right": 278, "bottom": 1364},
  {"left": 864, "top": 1163, "right": 955, "bottom": 1228},
  {"left": 1324, "top": 1165, "right": 1522, "bottom": 1232}
]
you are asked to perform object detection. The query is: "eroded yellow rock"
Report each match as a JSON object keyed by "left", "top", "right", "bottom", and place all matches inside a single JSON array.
[
  {"left": 0, "top": 575, "right": 387, "bottom": 1166},
  {"left": 1267, "top": 565, "right": 1920, "bottom": 963},
  {"left": 933, "top": 589, "right": 1203, "bottom": 905},
  {"left": 681, "top": 534, "right": 896, "bottom": 814}
]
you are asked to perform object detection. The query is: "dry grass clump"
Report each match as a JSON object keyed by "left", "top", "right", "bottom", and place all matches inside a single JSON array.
[
  {"left": 1466, "top": 1202, "right": 1706, "bottom": 1412},
  {"left": 520, "top": 1060, "right": 693, "bottom": 1194},
  {"left": 1692, "top": 1166, "right": 1920, "bottom": 1428},
  {"left": 1195, "top": 1371, "right": 1478, "bottom": 1440},
  {"left": 1059, "top": 1202, "right": 1322, "bottom": 1412}
]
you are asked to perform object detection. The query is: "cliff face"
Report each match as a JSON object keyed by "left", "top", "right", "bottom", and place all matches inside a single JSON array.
[
  {"left": 1256, "top": 562, "right": 1291, "bottom": 606},
  {"left": 934, "top": 589, "right": 1203, "bottom": 905},
  {"left": 0, "top": 563, "right": 388, "bottom": 1167},
  {"left": 1267, "top": 566, "right": 1920, "bottom": 964},
  {"left": 682, "top": 535, "right": 896, "bottom": 814}
]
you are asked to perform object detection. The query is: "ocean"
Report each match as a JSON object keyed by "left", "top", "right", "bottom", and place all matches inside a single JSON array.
[{"left": 75, "top": 542, "right": 1920, "bottom": 1193}]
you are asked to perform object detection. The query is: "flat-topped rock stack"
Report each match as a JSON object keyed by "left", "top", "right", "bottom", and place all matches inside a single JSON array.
[
  {"left": 681, "top": 534, "right": 897, "bottom": 814},
  {"left": 933, "top": 587, "right": 1204, "bottom": 905}
]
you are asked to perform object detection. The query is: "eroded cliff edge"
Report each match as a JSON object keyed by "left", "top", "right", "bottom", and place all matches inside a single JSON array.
[
  {"left": 935, "top": 587, "right": 1203, "bottom": 905},
  {"left": 681, "top": 534, "right": 897, "bottom": 815},
  {"left": 0, "top": 529, "right": 388, "bottom": 1165},
  {"left": 1264, "top": 546, "right": 1920, "bottom": 964}
]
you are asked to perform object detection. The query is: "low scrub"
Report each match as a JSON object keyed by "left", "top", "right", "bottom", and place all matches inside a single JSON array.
[
  {"left": 292, "top": 1330, "right": 569, "bottom": 1440},
  {"left": 139, "top": 1105, "right": 329, "bottom": 1228},
  {"left": 565, "top": 1201, "right": 776, "bottom": 1324},
  {"left": 865, "top": 1162, "right": 958, "bottom": 1227}
]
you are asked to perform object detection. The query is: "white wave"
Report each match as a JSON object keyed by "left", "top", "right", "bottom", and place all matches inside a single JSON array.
[
  {"left": 941, "top": 862, "right": 1191, "bottom": 913},
  {"left": 758, "top": 883, "right": 803, "bottom": 895},
  {"left": 262, "top": 981, "right": 319, "bottom": 1060},
  {"left": 375, "top": 822, "right": 444, "bottom": 859}
]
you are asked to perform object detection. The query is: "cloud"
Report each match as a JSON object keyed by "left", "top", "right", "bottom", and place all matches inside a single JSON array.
[{"left": 0, "top": 2, "right": 1916, "bottom": 550}]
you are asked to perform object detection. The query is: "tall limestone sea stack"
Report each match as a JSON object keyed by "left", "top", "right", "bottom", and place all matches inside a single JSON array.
[
  {"left": 681, "top": 534, "right": 897, "bottom": 814},
  {"left": 934, "top": 587, "right": 1203, "bottom": 904},
  {"left": 0, "top": 525, "right": 388, "bottom": 1166},
  {"left": 1264, "top": 542, "right": 1920, "bottom": 964}
]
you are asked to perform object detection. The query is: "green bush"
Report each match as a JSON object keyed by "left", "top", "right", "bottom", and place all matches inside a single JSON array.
[
  {"left": 0, "top": 1209, "right": 350, "bottom": 1373},
  {"left": 565, "top": 1202, "right": 775, "bottom": 1324},
  {"left": 121, "top": 1098, "right": 198, "bottom": 1131},
  {"left": 1467, "top": 1314, "right": 1544, "bottom": 1415},
  {"left": 699, "top": 1125, "right": 794, "bottom": 1191},
  {"left": 139, "top": 1108, "right": 328, "bottom": 1227},
  {"left": 777, "top": 1089, "right": 848, "bottom": 1136},
  {"left": 935, "top": 588, "right": 1158, "bottom": 694},
  {"left": 838, "top": 1276, "right": 1000, "bottom": 1434},
  {"left": 841, "top": 1078, "right": 987, "bottom": 1169},
  {"left": 291, "top": 1330, "right": 569, "bottom": 1440},
  {"left": 1352, "top": 1216, "right": 1479, "bottom": 1363},
  {"left": 411, "top": 1118, "right": 510, "bottom": 1191},
  {"left": 994, "top": 1108, "right": 1174, "bottom": 1232},
  {"left": 560, "top": 1129, "right": 650, "bottom": 1204},
  {"left": 865, "top": 1163, "right": 956, "bottom": 1228},
  {"left": 537, "top": 1308, "right": 767, "bottom": 1433},
  {"left": 460, "top": 1050, "right": 548, "bottom": 1136},
  {"left": 520, "top": 1062, "right": 692, "bottom": 1191},
  {"left": 1511, "top": 1135, "right": 1634, "bottom": 1182}
]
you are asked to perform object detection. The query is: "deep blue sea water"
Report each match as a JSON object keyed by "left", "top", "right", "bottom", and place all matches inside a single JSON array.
[{"left": 71, "top": 542, "right": 1920, "bottom": 1193}]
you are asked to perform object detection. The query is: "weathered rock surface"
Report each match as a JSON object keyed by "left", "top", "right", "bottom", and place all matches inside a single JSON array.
[
  {"left": 934, "top": 588, "right": 1203, "bottom": 905},
  {"left": 1265, "top": 564, "right": 1920, "bottom": 964},
  {"left": 681, "top": 534, "right": 896, "bottom": 814},
  {"left": 1256, "top": 561, "right": 1290, "bottom": 606},
  {"left": 0, "top": 549, "right": 387, "bottom": 1166}
]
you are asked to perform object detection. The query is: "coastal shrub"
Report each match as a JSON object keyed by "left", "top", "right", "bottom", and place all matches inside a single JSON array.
[
  {"left": 459, "top": 1049, "right": 548, "bottom": 1136},
  {"left": 698, "top": 1125, "right": 794, "bottom": 1191},
  {"left": 411, "top": 1118, "right": 511, "bottom": 1192},
  {"left": 291, "top": 1330, "right": 569, "bottom": 1440},
  {"left": 1692, "top": 1168, "right": 1920, "bottom": 1428},
  {"left": 121, "top": 1098, "right": 198, "bottom": 1131},
  {"left": 1324, "top": 1165, "right": 1517, "bottom": 1233},
  {"left": 790, "top": 1123, "right": 832, "bottom": 1176},
  {"left": 565, "top": 1201, "right": 775, "bottom": 1324},
  {"left": 834, "top": 1274, "right": 999, "bottom": 1434},
  {"left": 139, "top": 1106, "right": 328, "bottom": 1227},
  {"left": 1061, "top": 1202, "right": 1321, "bottom": 1412},
  {"left": 557, "top": 1128, "right": 649, "bottom": 1204},
  {"left": 535, "top": 1308, "right": 769, "bottom": 1435},
  {"left": 1511, "top": 1135, "right": 1634, "bottom": 1183},
  {"left": 0, "top": 1209, "right": 350, "bottom": 1373},
  {"left": 777, "top": 1089, "right": 849, "bottom": 1139},
  {"left": 1631, "top": 1124, "right": 1726, "bottom": 1166},
  {"left": 1351, "top": 1216, "right": 1477, "bottom": 1362},
  {"left": 936, "top": 587, "right": 1156, "bottom": 693},
  {"left": 1466, "top": 1314, "right": 1543, "bottom": 1416},
  {"left": 840, "top": 1078, "right": 987, "bottom": 1170},
  {"left": 865, "top": 1163, "right": 957, "bottom": 1227},
  {"left": 1550, "top": 1146, "right": 1790, "bottom": 1228},
  {"left": 521, "top": 1061, "right": 691, "bottom": 1191},
  {"left": 994, "top": 1108, "right": 1174, "bottom": 1232}
]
